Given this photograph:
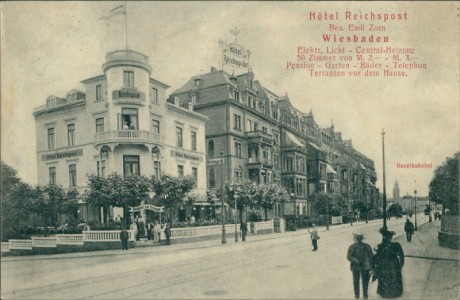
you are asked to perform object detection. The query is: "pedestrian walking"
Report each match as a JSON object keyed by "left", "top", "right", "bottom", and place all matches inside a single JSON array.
[
  {"left": 153, "top": 221, "right": 161, "bottom": 243},
  {"left": 130, "top": 221, "right": 138, "bottom": 241},
  {"left": 241, "top": 221, "right": 248, "bottom": 241},
  {"left": 120, "top": 227, "right": 129, "bottom": 250},
  {"left": 164, "top": 223, "right": 171, "bottom": 245},
  {"left": 404, "top": 219, "right": 414, "bottom": 242},
  {"left": 373, "top": 228, "right": 405, "bottom": 298},
  {"left": 307, "top": 224, "right": 319, "bottom": 251},
  {"left": 347, "top": 232, "right": 374, "bottom": 299}
]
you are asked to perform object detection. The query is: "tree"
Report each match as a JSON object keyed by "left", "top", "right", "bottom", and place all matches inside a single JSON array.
[
  {"left": 429, "top": 152, "right": 459, "bottom": 215},
  {"left": 388, "top": 203, "right": 403, "bottom": 217},
  {"left": 86, "top": 174, "right": 150, "bottom": 223},
  {"left": 1, "top": 162, "right": 41, "bottom": 240},
  {"left": 150, "top": 174, "right": 196, "bottom": 225},
  {"left": 224, "top": 181, "right": 258, "bottom": 222},
  {"left": 311, "top": 192, "right": 332, "bottom": 216}
]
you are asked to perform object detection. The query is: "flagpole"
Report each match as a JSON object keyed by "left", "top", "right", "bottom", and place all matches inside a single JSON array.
[{"left": 125, "top": 1, "right": 128, "bottom": 50}]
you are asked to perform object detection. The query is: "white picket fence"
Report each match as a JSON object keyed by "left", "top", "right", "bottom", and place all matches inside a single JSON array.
[
  {"left": 4, "top": 230, "right": 134, "bottom": 250},
  {"left": 3, "top": 220, "right": 275, "bottom": 252}
]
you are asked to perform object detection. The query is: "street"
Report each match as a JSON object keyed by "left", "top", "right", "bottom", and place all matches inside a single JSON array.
[{"left": 1, "top": 216, "right": 437, "bottom": 299}]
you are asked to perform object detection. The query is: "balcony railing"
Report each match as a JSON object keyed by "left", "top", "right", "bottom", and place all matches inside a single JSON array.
[
  {"left": 246, "top": 130, "right": 273, "bottom": 146},
  {"left": 95, "top": 130, "right": 162, "bottom": 144},
  {"left": 246, "top": 157, "right": 273, "bottom": 168},
  {"left": 105, "top": 50, "right": 149, "bottom": 64},
  {"left": 103, "top": 50, "right": 152, "bottom": 73}
]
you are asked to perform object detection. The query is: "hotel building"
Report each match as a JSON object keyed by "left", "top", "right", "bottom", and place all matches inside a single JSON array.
[{"left": 33, "top": 49, "right": 208, "bottom": 221}]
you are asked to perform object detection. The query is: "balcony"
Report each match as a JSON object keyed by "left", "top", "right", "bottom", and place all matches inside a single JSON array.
[
  {"left": 245, "top": 130, "right": 273, "bottom": 146},
  {"left": 102, "top": 50, "right": 152, "bottom": 73},
  {"left": 95, "top": 130, "right": 162, "bottom": 146},
  {"left": 246, "top": 157, "right": 273, "bottom": 169}
]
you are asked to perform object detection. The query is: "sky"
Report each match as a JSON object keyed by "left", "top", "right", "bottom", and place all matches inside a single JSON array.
[{"left": 1, "top": 1, "right": 459, "bottom": 197}]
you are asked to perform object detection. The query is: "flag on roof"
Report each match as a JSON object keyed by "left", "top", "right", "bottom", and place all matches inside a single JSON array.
[{"left": 98, "top": 4, "right": 126, "bottom": 21}]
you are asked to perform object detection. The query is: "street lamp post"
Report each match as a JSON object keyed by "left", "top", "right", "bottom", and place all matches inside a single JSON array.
[
  {"left": 234, "top": 188, "right": 239, "bottom": 242},
  {"left": 414, "top": 189, "right": 418, "bottom": 231},
  {"left": 220, "top": 150, "right": 227, "bottom": 244},
  {"left": 381, "top": 128, "right": 388, "bottom": 230}
]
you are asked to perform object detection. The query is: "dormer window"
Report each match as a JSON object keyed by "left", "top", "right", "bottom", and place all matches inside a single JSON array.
[
  {"left": 234, "top": 90, "right": 240, "bottom": 102},
  {"left": 194, "top": 77, "right": 202, "bottom": 86}
]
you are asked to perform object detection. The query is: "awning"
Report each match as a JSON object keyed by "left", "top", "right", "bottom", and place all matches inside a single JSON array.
[
  {"left": 326, "top": 164, "right": 337, "bottom": 174},
  {"left": 308, "top": 142, "right": 321, "bottom": 150},
  {"left": 285, "top": 131, "right": 304, "bottom": 147}
]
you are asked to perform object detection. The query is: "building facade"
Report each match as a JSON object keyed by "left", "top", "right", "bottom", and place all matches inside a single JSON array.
[
  {"left": 170, "top": 67, "right": 378, "bottom": 218},
  {"left": 34, "top": 49, "right": 208, "bottom": 222}
]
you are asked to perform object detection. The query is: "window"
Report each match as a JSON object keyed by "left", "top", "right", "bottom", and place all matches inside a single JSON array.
[
  {"left": 67, "top": 124, "right": 75, "bottom": 146},
  {"left": 96, "top": 85, "right": 102, "bottom": 100},
  {"left": 96, "top": 160, "right": 106, "bottom": 177},
  {"left": 253, "top": 122, "right": 258, "bottom": 132},
  {"left": 234, "top": 90, "right": 240, "bottom": 102},
  {"left": 69, "top": 164, "right": 77, "bottom": 187},
  {"left": 192, "top": 167, "right": 198, "bottom": 184},
  {"left": 191, "top": 131, "right": 197, "bottom": 151},
  {"left": 154, "top": 161, "right": 161, "bottom": 178},
  {"left": 262, "top": 127, "right": 267, "bottom": 133},
  {"left": 96, "top": 118, "right": 104, "bottom": 133},
  {"left": 233, "top": 114, "right": 241, "bottom": 130},
  {"left": 123, "top": 71, "right": 134, "bottom": 87},
  {"left": 47, "top": 128, "right": 55, "bottom": 149},
  {"left": 246, "top": 119, "right": 252, "bottom": 132},
  {"left": 152, "top": 120, "right": 160, "bottom": 134},
  {"left": 208, "top": 140, "right": 215, "bottom": 158},
  {"left": 178, "top": 165, "right": 184, "bottom": 177},
  {"left": 152, "top": 88, "right": 158, "bottom": 103},
  {"left": 234, "top": 141, "right": 242, "bottom": 157},
  {"left": 123, "top": 155, "right": 140, "bottom": 177},
  {"left": 235, "top": 170, "right": 243, "bottom": 182},
  {"left": 121, "top": 108, "right": 138, "bottom": 130},
  {"left": 274, "top": 154, "right": 279, "bottom": 168},
  {"left": 209, "top": 168, "right": 216, "bottom": 188},
  {"left": 176, "top": 127, "right": 183, "bottom": 148},
  {"left": 49, "top": 167, "right": 56, "bottom": 185},
  {"left": 273, "top": 132, "right": 279, "bottom": 146},
  {"left": 191, "top": 95, "right": 197, "bottom": 105}
]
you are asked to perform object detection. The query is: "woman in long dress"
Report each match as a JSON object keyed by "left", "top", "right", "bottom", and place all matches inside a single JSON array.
[{"left": 373, "top": 228, "right": 405, "bottom": 298}]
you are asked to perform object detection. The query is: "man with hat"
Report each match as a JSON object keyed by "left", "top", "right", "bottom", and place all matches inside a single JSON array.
[{"left": 347, "top": 232, "right": 374, "bottom": 299}]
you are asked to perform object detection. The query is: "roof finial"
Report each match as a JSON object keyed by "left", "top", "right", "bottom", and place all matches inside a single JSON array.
[{"left": 230, "top": 26, "right": 240, "bottom": 43}]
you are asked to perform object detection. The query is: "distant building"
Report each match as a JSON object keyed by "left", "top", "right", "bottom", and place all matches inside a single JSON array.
[
  {"left": 393, "top": 180, "right": 400, "bottom": 204},
  {"left": 33, "top": 49, "right": 208, "bottom": 222}
]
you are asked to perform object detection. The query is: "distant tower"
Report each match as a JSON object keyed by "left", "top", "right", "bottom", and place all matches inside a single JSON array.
[{"left": 393, "top": 180, "right": 400, "bottom": 204}]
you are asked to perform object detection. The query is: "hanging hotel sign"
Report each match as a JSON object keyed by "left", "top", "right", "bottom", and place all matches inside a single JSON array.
[
  {"left": 112, "top": 88, "right": 145, "bottom": 101},
  {"left": 207, "top": 158, "right": 224, "bottom": 165},
  {"left": 42, "top": 149, "right": 83, "bottom": 161},
  {"left": 219, "top": 27, "right": 250, "bottom": 70}
]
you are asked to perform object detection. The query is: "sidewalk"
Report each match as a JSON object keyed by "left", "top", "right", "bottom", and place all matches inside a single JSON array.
[{"left": 393, "top": 221, "right": 459, "bottom": 300}]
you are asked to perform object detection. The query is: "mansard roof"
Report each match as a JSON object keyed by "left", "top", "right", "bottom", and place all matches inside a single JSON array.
[{"left": 172, "top": 69, "right": 234, "bottom": 95}]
